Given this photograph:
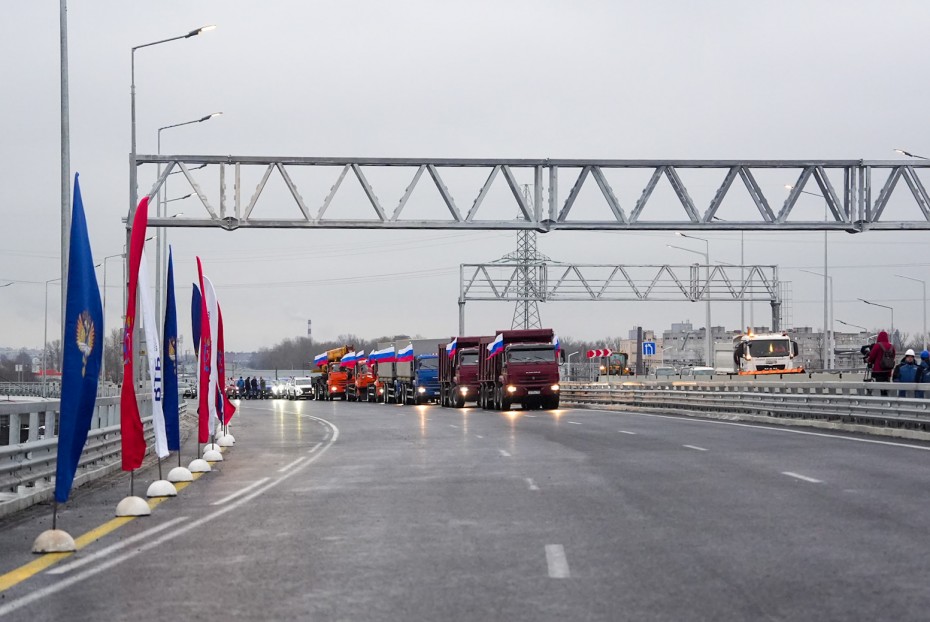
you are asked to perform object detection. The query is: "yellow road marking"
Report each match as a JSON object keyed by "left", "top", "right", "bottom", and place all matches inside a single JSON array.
[{"left": 0, "top": 469, "right": 209, "bottom": 593}]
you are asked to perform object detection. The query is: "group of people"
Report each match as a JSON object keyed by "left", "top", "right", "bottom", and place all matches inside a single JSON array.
[
  {"left": 235, "top": 375, "right": 268, "bottom": 399},
  {"left": 866, "top": 331, "right": 930, "bottom": 395}
]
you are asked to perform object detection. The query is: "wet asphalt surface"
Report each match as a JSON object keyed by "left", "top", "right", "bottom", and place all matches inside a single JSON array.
[{"left": 2, "top": 398, "right": 930, "bottom": 621}]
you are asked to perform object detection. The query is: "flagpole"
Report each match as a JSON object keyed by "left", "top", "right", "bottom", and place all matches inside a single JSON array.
[{"left": 52, "top": 500, "right": 58, "bottom": 531}]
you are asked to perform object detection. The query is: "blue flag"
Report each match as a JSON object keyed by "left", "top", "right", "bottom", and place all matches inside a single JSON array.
[
  {"left": 163, "top": 247, "right": 180, "bottom": 451},
  {"left": 55, "top": 174, "right": 104, "bottom": 504},
  {"left": 191, "top": 284, "right": 202, "bottom": 357}
]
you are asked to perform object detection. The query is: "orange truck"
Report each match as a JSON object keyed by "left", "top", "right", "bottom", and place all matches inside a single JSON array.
[
  {"left": 312, "top": 345, "right": 353, "bottom": 400},
  {"left": 347, "top": 356, "right": 379, "bottom": 402}
]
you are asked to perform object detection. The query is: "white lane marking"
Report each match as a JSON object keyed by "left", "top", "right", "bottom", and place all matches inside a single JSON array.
[
  {"left": 545, "top": 544, "right": 571, "bottom": 578},
  {"left": 476, "top": 435, "right": 484, "bottom": 439},
  {"left": 782, "top": 471, "right": 822, "bottom": 483},
  {"left": 449, "top": 424, "right": 459, "bottom": 429},
  {"left": 595, "top": 409, "right": 930, "bottom": 452},
  {"left": 524, "top": 414, "right": 537, "bottom": 418},
  {"left": 618, "top": 430, "right": 637, "bottom": 435},
  {"left": 211, "top": 477, "right": 272, "bottom": 505},
  {"left": 47, "top": 517, "right": 188, "bottom": 575},
  {"left": 499, "top": 449, "right": 512, "bottom": 457},
  {"left": 683, "top": 444, "right": 708, "bottom": 452},
  {"left": 526, "top": 478, "right": 539, "bottom": 491},
  {"left": 277, "top": 456, "right": 308, "bottom": 473},
  {"left": 567, "top": 421, "right": 582, "bottom": 425},
  {"left": 308, "top": 442, "right": 323, "bottom": 453},
  {"left": 0, "top": 416, "right": 340, "bottom": 618}
]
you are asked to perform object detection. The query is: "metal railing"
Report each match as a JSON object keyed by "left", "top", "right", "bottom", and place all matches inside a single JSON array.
[
  {"left": 561, "top": 380, "right": 930, "bottom": 432},
  {"left": 0, "top": 381, "right": 120, "bottom": 400},
  {"left": 0, "top": 394, "right": 187, "bottom": 510}
]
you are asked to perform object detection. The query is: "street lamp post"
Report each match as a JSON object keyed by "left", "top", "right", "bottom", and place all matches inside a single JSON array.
[
  {"left": 671, "top": 233, "right": 712, "bottom": 366},
  {"left": 895, "top": 274, "right": 927, "bottom": 350},
  {"left": 859, "top": 298, "right": 895, "bottom": 340},
  {"left": 155, "top": 112, "right": 222, "bottom": 332},
  {"left": 786, "top": 184, "right": 831, "bottom": 369},
  {"left": 801, "top": 269, "right": 834, "bottom": 369},
  {"left": 837, "top": 319, "right": 867, "bottom": 332}
]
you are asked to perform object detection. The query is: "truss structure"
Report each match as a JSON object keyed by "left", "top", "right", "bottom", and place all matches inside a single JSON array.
[
  {"left": 457, "top": 263, "right": 782, "bottom": 333},
  {"left": 136, "top": 156, "right": 930, "bottom": 231}
]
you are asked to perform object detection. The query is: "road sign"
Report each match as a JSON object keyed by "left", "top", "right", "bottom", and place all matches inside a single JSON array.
[
  {"left": 642, "top": 342, "right": 657, "bottom": 356},
  {"left": 587, "top": 348, "right": 613, "bottom": 358},
  {"left": 14, "top": 364, "right": 23, "bottom": 372}
]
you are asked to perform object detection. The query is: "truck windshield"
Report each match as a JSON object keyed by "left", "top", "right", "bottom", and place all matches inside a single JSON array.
[
  {"left": 459, "top": 353, "right": 479, "bottom": 366},
  {"left": 418, "top": 358, "right": 438, "bottom": 370},
  {"left": 747, "top": 339, "right": 790, "bottom": 357},
  {"left": 507, "top": 349, "right": 555, "bottom": 363}
]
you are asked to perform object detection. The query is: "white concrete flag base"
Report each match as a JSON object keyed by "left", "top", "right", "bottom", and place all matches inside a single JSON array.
[
  {"left": 188, "top": 458, "right": 212, "bottom": 473},
  {"left": 32, "top": 529, "right": 76, "bottom": 553},
  {"left": 146, "top": 480, "right": 178, "bottom": 498},
  {"left": 203, "top": 443, "right": 221, "bottom": 453},
  {"left": 224, "top": 433, "right": 236, "bottom": 444},
  {"left": 115, "top": 496, "right": 151, "bottom": 517},
  {"left": 167, "top": 466, "right": 193, "bottom": 482},
  {"left": 217, "top": 435, "right": 234, "bottom": 447},
  {"left": 203, "top": 448, "right": 223, "bottom": 462}
]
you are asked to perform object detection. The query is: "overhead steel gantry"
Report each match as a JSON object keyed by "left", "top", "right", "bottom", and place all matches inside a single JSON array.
[
  {"left": 134, "top": 156, "right": 930, "bottom": 231},
  {"left": 457, "top": 263, "right": 781, "bottom": 334}
]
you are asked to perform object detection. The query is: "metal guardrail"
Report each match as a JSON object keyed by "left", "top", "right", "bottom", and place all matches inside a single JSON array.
[
  {"left": 0, "top": 393, "right": 185, "bottom": 501},
  {"left": 0, "top": 381, "right": 120, "bottom": 400},
  {"left": 561, "top": 380, "right": 930, "bottom": 432}
]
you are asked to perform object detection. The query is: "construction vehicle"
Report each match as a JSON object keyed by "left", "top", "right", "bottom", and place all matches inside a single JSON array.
[
  {"left": 727, "top": 331, "right": 804, "bottom": 375},
  {"left": 347, "top": 356, "right": 379, "bottom": 402},
  {"left": 438, "top": 335, "right": 491, "bottom": 408},
  {"left": 311, "top": 344, "right": 353, "bottom": 400},
  {"left": 479, "top": 329, "right": 562, "bottom": 411}
]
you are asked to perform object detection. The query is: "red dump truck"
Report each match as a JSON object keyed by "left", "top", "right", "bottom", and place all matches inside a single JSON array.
[
  {"left": 479, "top": 328, "right": 562, "bottom": 411},
  {"left": 438, "top": 335, "right": 491, "bottom": 408}
]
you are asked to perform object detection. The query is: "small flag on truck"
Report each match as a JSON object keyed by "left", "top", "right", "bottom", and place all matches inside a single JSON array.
[
  {"left": 446, "top": 338, "right": 458, "bottom": 359},
  {"left": 313, "top": 353, "right": 327, "bottom": 367},
  {"left": 487, "top": 334, "right": 504, "bottom": 358},
  {"left": 397, "top": 344, "right": 414, "bottom": 363}
]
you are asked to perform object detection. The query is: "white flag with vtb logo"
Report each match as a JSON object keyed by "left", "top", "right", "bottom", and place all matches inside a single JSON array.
[{"left": 138, "top": 249, "right": 168, "bottom": 459}]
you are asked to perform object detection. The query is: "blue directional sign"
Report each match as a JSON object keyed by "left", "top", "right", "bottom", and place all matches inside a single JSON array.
[{"left": 642, "top": 341, "right": 657, "bottom": 356}]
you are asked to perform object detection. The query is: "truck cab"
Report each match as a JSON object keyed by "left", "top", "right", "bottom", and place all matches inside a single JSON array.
[
  {"left": 348, "top": 359, "right": 378, "bottom": 402},
  {"left": 412, "top": 354, "right": 440, "bottom": 404},
  {"left": 732, "top": 332, "right": 803, "bottom": 375},
  {"left": 480, "top": 329, "right": 562, "bottom": 411}
]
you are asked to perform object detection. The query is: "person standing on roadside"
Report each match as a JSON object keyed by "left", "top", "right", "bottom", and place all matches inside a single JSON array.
[
  {"left": 916, "top": 350, "right": 930, "bottom": 398},
  {"left": 893, "top": 349, "right": 922, "bottom": 397},
  {"left": 868, "top": 331, "right": 896, "bottom": 382}
]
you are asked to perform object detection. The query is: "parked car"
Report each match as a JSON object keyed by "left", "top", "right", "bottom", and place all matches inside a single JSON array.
[
  {"left": 183, "top": 384, "right": 197, "bottom": 399},
  {"left": 288, "top": 376, "right": 315, "bottom": 400}
]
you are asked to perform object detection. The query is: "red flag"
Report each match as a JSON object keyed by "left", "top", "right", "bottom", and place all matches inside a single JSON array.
[
  {"left": 120, "top": 198, "right": 149, "bottom": 470},
  {"left": 217, "top": 305, "right": 236, "bottom": 424},
  {"left": 196, "top": 257, "right": 212, "bottom": 443}
]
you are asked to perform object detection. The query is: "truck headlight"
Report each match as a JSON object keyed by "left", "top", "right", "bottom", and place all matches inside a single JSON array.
[
  {"left": 417, "top": 386, "right": 426, "bottom": 394},
  {"left": 507, "top": 385, "right": 517, "bottom": 393},
  {"left": 331, "top": 386, "right": 337, "bottom": 392},
  {"left": 551, "top": 384, "right": 560, "bottom": 392},
  {"left": 459, "top": 387, "right": 469, "bottom": 395}
]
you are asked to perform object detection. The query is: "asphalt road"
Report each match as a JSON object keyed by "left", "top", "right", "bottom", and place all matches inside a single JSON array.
[{"left": 2, "top": 398, "right": 930, "bottom": 621}]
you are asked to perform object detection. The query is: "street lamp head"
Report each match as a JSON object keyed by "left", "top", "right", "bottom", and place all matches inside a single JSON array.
[
  {"left": 199, "top": 111, "right": 223, "bottom": 122},
  {"left": 784, "top": 184, "right": 795, "bottom": 190},
  {"left": 187, "top": 24, "right": 217, "bottom": 38}
]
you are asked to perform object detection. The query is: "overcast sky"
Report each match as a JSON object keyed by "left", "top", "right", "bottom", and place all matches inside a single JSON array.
[{"left": 4, "top": 1, "right": 930, "bottom": 354}]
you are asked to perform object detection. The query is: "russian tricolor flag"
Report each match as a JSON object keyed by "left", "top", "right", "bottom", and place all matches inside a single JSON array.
[
  {"left": 552, "top": 334, "right": 561, "bottom": 352},
  {"left": 314, "top": 353, "right": 327, "bottom": 367},
  {"left": 370, "top": 347, "right": 395, "bottom": 363},
  {"left": 487, "top": 334, "right": 504, "bottom": 358},
  {"left": 446, "top": 338, "right": 458, "bottom": 359},
  {"left": 341, "top": 351, "right": 359, "bottom": 368},
  {"left": 396, "top": 343, "right": 414, "bottom": 363}
]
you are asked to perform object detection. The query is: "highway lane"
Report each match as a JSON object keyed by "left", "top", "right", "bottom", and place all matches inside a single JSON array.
[{"left": 1, "top": 399, "right": 930, "bottom": 620}]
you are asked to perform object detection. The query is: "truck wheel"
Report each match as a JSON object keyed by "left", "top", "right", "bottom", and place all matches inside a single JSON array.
[{"left": 454, "top": 392, "right": 465, "bottom": 409}]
